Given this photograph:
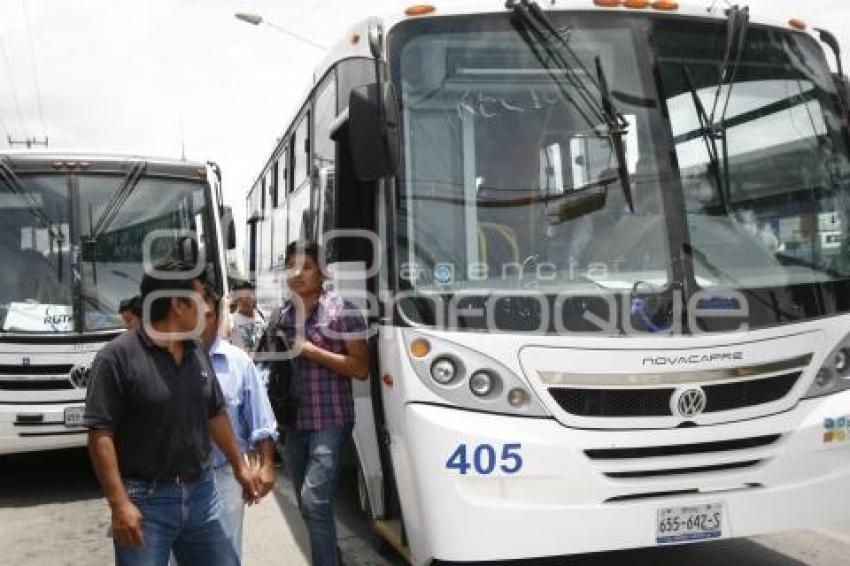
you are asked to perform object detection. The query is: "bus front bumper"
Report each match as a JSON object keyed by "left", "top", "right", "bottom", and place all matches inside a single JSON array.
[
  {"left": 0, "top": 402, "right": 88, "bottom": 455},
  {"left": 400, "top": 391, "right": 850, "bottom": 563}
]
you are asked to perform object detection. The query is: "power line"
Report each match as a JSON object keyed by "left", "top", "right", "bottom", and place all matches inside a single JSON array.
[
  {"left": 0, "top": 37, "right": 26, "bottom": 136},
  {"left": 21, "top": 0, "right": 47, "bottom": 139},
  {"left": 264, "top": 20, "right": 325, "bottom": 50}
]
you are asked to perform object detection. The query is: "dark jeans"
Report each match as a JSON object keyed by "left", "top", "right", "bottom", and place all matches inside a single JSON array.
[
  {"left": 284, "top": 425, "right": 352, "bottom": 566},
  {"left": 115, "top": 468, "right": 238, "bottom": 566}
]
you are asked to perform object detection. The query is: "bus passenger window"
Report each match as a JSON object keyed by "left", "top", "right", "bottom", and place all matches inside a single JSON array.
[
  {"left": 278, "top": 149, "right": 289, "bottom": 202},
  {"left": 314, "top": 76, "right": 337, "bottom": 238},
  {"left": 294, "top": 115, "right": 310, "bottom": 189}
]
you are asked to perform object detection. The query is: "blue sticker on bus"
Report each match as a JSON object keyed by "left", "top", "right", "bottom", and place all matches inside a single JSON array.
[
  {"left": 434, "top": 263, "right": 455, "bottom": 284},
  {"left": 446, "top": 443, "right": 523, "bottom": 475}
]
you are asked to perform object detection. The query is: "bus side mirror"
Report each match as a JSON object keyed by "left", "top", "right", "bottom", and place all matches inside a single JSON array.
[
  {"left": 348, "top": 82, "right": 400, "bottom": 181},
  {"left": 220, "top": 205, "right": 237, "bottom": 250}
]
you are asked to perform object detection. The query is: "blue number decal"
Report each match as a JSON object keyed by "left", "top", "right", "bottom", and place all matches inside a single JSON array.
[
  {"left": 446, "top": 443, "right": 523, "bottom": 475},
  {"left": 500, "top": 443, "right": 523, "bottom": 474},
  {"left": 474, "top": 444, "right": 497, "bottom": 475},
  {"left": 446, "top": 444, "right": 471, "bottom": 475}
]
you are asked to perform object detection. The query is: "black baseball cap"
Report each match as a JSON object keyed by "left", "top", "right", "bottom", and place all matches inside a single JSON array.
[{"left": 118, "top": 295, "right": 141, "bottom": 316}]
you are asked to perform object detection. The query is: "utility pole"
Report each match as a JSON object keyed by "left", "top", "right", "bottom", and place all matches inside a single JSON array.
[{"left": 7, "top": 135, "right": 48, "bottom": 148}]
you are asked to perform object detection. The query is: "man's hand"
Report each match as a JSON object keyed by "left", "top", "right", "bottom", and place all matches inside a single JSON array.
[
  {"left": 88, "top": 430, "right": 143, "bottom": 548},
  {"left": 257, "top": 464, "right": 275, "bottom": 498},
  {"left": 111, "top": 500, "right": 144, "bottom": 547},
  {"left": 294, "top": 338, "right": 320, "bottom": 360},
  {"left": 294, "top": 336, "right": 370, "bottom": 379},
  {"left": 234, "top": 463, "right": 261, "bottom": 505}
]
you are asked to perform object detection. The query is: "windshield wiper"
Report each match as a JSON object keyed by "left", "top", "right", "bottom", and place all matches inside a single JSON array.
[
  {"left": 710, "top": 5, "right": 749, "bottom": 128},
  {"left": 506, "top": 0, "right": 635, "bottom": 212},
  {"left": 681, "top": 66, "right": 731, "bottom": 212},
  {"left": 680, "top": 5, "right": 749, "bottom": 211},
  {"left": 506, "top": 0, "right": 600, "bottom": 130},
  {"left": 595, "top": 55, "right": 634, "bottom": 213},
  {"left": 87, "top": 160, "right": 146, "bottom": 242}
]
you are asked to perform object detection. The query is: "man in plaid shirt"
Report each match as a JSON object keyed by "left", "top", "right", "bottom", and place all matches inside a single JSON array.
[{"left": 274, "top": 241, "right": 369, "bottom": 566}]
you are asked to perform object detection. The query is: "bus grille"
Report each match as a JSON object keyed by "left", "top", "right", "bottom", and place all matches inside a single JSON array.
[
  {"left": 0, "top": 364, "right": 74, "bottom": 375},
  {"left": 585, "top": 434, "right": 782, "bottom": 480},
  {"left": 603, "top": 460, "right": 761, "bottom": 479},
  {"left": 548, "top": 372, "right": 801, "bottom": 417},
  {"left": 0, "top": 364, "right": 75, "bottom": 390},
  {"left": 585, "top": 434, "right": 781, "bottom": 459}
]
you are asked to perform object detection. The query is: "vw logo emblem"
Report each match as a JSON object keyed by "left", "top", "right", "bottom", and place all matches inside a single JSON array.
[
  {"left": 68, "top": 364, "right": 92, "bottom": 389},
  {"left": 22, "top": 357, "right": 31, "bottom": 366},
  {"left": 673, "top": 387, "right": 707, "bottom": 419}
]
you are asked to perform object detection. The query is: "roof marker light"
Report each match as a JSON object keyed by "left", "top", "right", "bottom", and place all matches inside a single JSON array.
[
  {"left": 405, "top": 5, "right": 436, "bottom": 17},
  {"left": 652, "top": 0, "right": 679, "bottom": 10},
  {"left": 594, "top": 0, "right": 621, "bottom": 6},
  {"left": 624, "top": 0, "right": 649, "bottom": 8},
  {"left": 789, "top": 18, "right": 807, "bottom": 31}
]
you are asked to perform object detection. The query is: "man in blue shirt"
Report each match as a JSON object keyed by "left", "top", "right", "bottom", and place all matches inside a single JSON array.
[{"left": 201, "top": 289, "right": 278, "bottom": 558}]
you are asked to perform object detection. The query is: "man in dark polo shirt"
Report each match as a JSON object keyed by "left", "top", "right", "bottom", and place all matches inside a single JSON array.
[{"left": 85, "top": 259, "right": 260, "bottom": 566}]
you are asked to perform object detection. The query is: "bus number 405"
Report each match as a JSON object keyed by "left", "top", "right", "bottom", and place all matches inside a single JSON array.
[{"left": 445, "top": 443, "right": 523, "bottom": 475}]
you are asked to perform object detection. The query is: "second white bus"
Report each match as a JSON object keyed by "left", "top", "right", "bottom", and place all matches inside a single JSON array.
[{"left": 247, "top": 1, "right": 850, "bottom": 563}]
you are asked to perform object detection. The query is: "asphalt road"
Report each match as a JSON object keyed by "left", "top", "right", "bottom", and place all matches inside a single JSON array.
[{"left": 1, "top": 448, "right": 849, "bottom": 566}]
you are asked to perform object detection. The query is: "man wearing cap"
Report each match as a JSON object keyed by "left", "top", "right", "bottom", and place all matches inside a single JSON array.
[{"left": 118, "top": 295, "right": 141, "bottom": 331}]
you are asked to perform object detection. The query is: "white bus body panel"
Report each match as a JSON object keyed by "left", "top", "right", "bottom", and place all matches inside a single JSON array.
[{"left": 377, "top": 315, "right": 850, "bottom": 564}]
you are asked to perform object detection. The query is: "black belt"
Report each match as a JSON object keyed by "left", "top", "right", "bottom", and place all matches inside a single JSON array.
[{"left": 125, "top": 471, "right": 202, "bottom": 485}]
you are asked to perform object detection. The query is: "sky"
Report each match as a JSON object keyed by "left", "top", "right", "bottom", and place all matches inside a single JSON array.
[{"left": 0, "top": 0, "right": 847, "bottom": 269}]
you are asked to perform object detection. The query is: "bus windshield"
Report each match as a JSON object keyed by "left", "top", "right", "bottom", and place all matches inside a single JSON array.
[
  {"left": 390, "top": 13, "right": 850, "bottom": 328},
  {"left": 0, "top": 169, "right": 214, "bottom": 333}
]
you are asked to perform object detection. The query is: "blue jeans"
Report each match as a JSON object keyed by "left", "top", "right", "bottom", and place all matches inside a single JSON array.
[
  {"left": 284, "top": 425, "right": 352, "bottom": 566},
  {"left": 213, "top": 464, "right": 245, "bottom": 559},
  {"left": 114, "top": 468, "right": 239, "bottom": 566}
]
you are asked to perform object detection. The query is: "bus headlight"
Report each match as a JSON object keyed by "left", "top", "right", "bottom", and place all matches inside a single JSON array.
[
  {"left": 431, "top": 358, "right": 458, "bottom": 384},
  {"left": 804, "top": 341, "right": 850, "bottom": 398},
  {"left": 403, "top": 330, "right": 548, "bottom": 417},
  {"left": 469, "top": 371, "right": 496, "bottom": 397}
]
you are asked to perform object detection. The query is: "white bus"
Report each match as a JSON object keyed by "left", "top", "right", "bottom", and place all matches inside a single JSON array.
[
  {"left": 0, "top": 152, "right": 235, "bottom": 455},
  {"left": 246, "top": 1, "right": 850, "bottom": 563}
]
